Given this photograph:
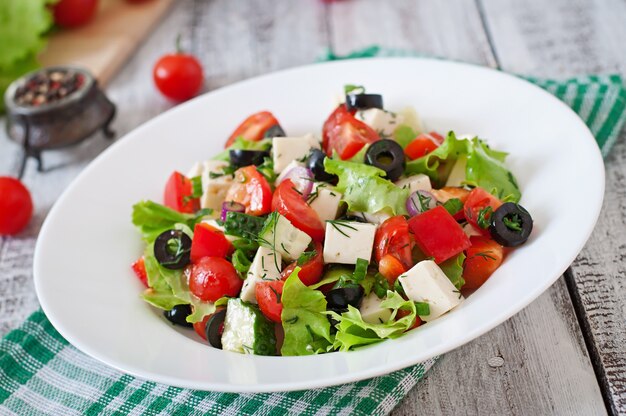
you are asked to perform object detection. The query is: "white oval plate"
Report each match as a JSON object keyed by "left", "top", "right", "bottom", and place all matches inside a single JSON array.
[{"left": 34, "top": 58, "right": 604, "bottom": 392}]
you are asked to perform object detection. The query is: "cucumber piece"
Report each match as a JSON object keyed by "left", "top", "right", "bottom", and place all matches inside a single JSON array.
[
  {"left": 221, "top": 299, "right": 276, "bottom": 355},
  {"left": 223, "top": 212, "right": 265, "bottom": 239}
]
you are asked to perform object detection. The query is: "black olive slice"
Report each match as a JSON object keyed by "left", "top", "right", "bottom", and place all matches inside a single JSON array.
[
  {"left": 307, "top": 148, "right": 336, "bottom": 182},
  {"left": 163, "top": 304, "right": 193, "bottom": 328},
  {"left": 364, "top": 139, "right": 405, "bottom": 181},
  {"left": 206, "top": 308, "right": 227, "bottom": 349},
  {"left": 345, "top": 94, "right": 384, "bottom": 111},
  {"left": 154, "top": 229, "right": 192, "bottom": 269},
  {"left": 229, "top": 149, "right": 270, "bottom": 169},
  {"left": 489, "top": 202, "right": 533, "bottom": 247},
  {"left": 264, "top": 124, "right": 286, "bottom": 138},
  {"left": 326, "top": 286, "right": 365, "bottom": 311}
]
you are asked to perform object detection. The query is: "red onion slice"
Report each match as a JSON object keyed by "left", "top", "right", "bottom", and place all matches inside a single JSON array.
[
  {"left": 221, "top": 201, "right": 246, "bottom": 221},
  {"left": 276, "top": 166, "right": 314, "bottom": 198},
  {"left": 406, "top": 190, "right": 437, "bottom": 216}
]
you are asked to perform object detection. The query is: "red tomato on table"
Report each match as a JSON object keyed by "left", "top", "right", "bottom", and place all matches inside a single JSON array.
[
  {"left": 163, "top": 171, "right": 198, "bottom": 214},
  {"left": 190, "top": 223, "right": 233, "bottom": 263},
  {"left": 374, "top": 216, "right": 413, "bottom": 269},
  {"left": 272, "top": 179, "right": 325, "bottom": 242},
  {"left": 53, "top": 0, "right": 99, "bottom": 28},
  {"left": 0, "top": 177, "right": 33, "bottom": 236},
  {"left": 280, "top": 242, "right": 324, "bottom": 286},
  {"left": 224, "top": 111, "right": 279, "bottom": 148},
  {"left": 408, "top": 205, "right": 471, "bottom": 264},
  {"left": 322, "top": 104, "right": 380, "bottom": 159},
  {"left": 463, "top": 187, "right": 503, "bottom": 234},
  {"left": 256, "top": 280, "right": 284, "bottom": 323},
  {"left": 189, "top": 257, "right": 242, "bottom": 302},
  {"left": 225, "top": 166, "right": 272, "bottom": 216},
  {"left": 153, "top": 52, "right": 203, "bottom": 101},
  {"left": 463, "top": 236, "right": 504, "bottom": 290}
]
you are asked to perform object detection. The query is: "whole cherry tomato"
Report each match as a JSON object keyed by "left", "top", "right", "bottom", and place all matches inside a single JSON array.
[
  {"left": 53, "top": 0, "right": 99, "bottom": 28},
  {"left": 0, "top": 177, "right": 33, "bottom": 236},
  {"left": 188, "top": 257, "right": 242, "bottom": 302},
  {"left": 153, "top": 40, "right": 204, "bottom": 101}
]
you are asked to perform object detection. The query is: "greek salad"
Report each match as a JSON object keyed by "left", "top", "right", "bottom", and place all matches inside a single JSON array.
[{"left": 130, "top": 85, "right": 533, "bottom": 356}]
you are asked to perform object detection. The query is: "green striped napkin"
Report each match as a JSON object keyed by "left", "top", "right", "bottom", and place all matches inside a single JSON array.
[{"left": 1, "top": 47, "right": 624, "bottom": 415}]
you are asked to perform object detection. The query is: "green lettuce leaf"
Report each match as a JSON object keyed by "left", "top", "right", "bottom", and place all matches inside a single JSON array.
[
  {"left": 280, "top": 267, "right": 333, "bottom": 356},
  {"left": 405, "top": 131, "right": 467, "bottom": 186},
  {"left": 141, "top": 290, "right": 185, "bottom": 310},
  {"left": 393, "top": 125, "right": 418, "bottom": 148},
  {"left": 211, "top": 137, "right": 272, "bottom": 162},
  {"left": 132, "top": 200, "right": 210, "bottom": 242},
  {"left": 324, "top": 158, "right": 409, "bottom": 215},
  {"left": 465, "top": 138, "right": 521, "bottom": 202},
  {"left": 439, "top": 253, "right": 466, "bottom": 290},
  {"left": 328, "top": 291, "right": 417, "bottom": 351}
]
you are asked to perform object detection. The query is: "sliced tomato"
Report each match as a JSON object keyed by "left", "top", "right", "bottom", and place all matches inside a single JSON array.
[
  {"left": 164, "top": 171, "right": 199, "bottom": 214},
  {"left": 225, "top": 166, "right": 272, "bottom": 216},
  {"left": 256, "top": 280, "right": 284, "bottom": 323},
  {"left": 189, "top": 257, "right": 242, "bottom": 302},
  {"left": 463, "top": 187, "right": 503, "bottom": 235},
  {"left": 374, "top": 216, "right": 413, "bottom": 269},
  {"left": 378, "top": 254, "right": 407, "bottom": 284},
  {"left": 191, "top": 223, "right": 233, "bottom": 263},
  {"left": 405, "top": 134, "right": 439, "bottom": 160},
  {"left": 322, "top": 104, "right": 380, "bottom": 159},
  {"left": 408, "top": 205, "right": 471, "bottom": 264},
  {"left": 397, "top": 308, "right": 422, "bottom": 331},
  {"left": 463, "top": 236, "right": 504, "bottom": 290},
  {"left": 280, "top": 242, "right": 324, "bottom": 286},
  {"left": 225, "top": 111, "right": 279, "bottom": 147},
  {"left": 131, "top": 256, "right": 148, "bottom": 287},
  {"left": 272, "top": 179, "right": 325, "bottom": 242},
  {"left": 193, "top": 313, "right": 211, "bottom": 340}
]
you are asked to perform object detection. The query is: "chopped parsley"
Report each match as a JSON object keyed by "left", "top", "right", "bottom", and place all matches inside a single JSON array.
[{"left": 476, "top": 206, "right": 493, "bottom": 229}]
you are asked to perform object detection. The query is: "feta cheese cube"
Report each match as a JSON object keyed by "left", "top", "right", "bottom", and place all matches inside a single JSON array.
[
  {"left": 259, "top": 213, "right": 312, "bottom": 262},
  {"left": 354, "top": 108, "right": 404, "bottom": 138},
  {"left": 185, "top": 160, "right": 233, "bottom": 213},
  {"left": 346, "top": 210, "right": 392, "bottom": 226},
  {"left": 323, "top": 221, "right": 376, "bottom": 264},
  {"left": 398, "top": 260, "right": 464, "bottom": 322},
  {"left": 239, "top": 247, "right": 282, "bottom": 304},
  {"left": 395, "top": 174, "right": 432, "bottom": 194},
  {"left": 272, "top": 134, "right": 320, "bottom": 173},
  {"left": 309, "top": 184, "right": 343, "bottom": 222},
  {"left": 359, "top": 292, "right": 392, "bottom": 324},
  {"left": 444, "top": 156, "right": 467, "bottom": 187}
]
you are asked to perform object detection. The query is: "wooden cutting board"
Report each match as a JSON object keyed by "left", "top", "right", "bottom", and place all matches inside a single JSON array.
[{"left": 39, "top": 0, "right": 175, "bottom": 86}]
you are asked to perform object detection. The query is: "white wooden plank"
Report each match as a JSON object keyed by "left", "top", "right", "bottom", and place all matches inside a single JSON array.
[{"left": 481, "top": 0, "right": 626, "bottom": 413}]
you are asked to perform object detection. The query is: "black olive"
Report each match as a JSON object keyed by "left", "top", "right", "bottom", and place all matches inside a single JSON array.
[
  {"left": 345, "top": 94, "right": 384, "bottom": 111},
  {"left": 264, "top": 124, "right": 286, "bottom": 138},
  {"left": 205, "top": 308, "right": 227, "bottom": 349},
  {"left": 163, "top": 304, "right": 193, "bottom": 328},
  {"left": 489, "top": 202, "right": 533, "bottom": 247},
  {"left": 307, "top": 148, "right": 337, "bottom": 182},
  {"left": 364, "top": 139, "right": 405, "bottom": 181},
  {"left": 326, "top": 286, "right": 365, "bottom": 311},
  {"left": 154, "top": 229, "right": 191, "bottom": 269},
  {"left": 229, "top": 149, "right": 270, "bottom": 169}
]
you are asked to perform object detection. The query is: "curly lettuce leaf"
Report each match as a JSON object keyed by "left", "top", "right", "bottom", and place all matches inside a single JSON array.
[
  {"left": 465, "top": 138, "right": 521, "bottom": 202},
  {"left": 405, "top": 131, "right": 468, "bottom": 186},
  {"left": 281, "top": 267, "right": 333, "bottom": 356},
  {"left": 393, "top": 125, "right": 418, "bottom": 148},
  {"left": 439, "top": 253, "right": 466, "bottom": 290},
  {"left": 132, "top": 200, "right": 210, "bottom": 242},
  {"left": 328, "top": 291, "right": 417, "bottom": 351},
  {"left": 211, "top": 137, "right": 272, "bottom": 162},
  {"left": 324, "top": 158, "right": 409, "bottom": 215}
]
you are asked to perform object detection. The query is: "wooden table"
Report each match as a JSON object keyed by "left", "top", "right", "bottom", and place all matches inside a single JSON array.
[{"left": 1, "top": 1, "right": 624, "bottom": 414}]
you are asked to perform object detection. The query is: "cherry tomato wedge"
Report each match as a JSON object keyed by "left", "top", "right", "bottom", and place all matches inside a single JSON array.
[
  {"left": 405, "top": 133, "right": 440, "bottom": 159},
  {"left": 256, "top": 280, "right": 284, "bottom": 323},
  {"left": 163, "top": 171, "right": 199, "bottom": 214},
  {"left": 0, "top": 177, "right": 33, "bottom": 236},
  {"left": 225, "top": 166, "right": 272, "bottom": 216},
  {"left": 463, "top": 236, "right": 504, "bottom": 290},
  {"left": 378, "top": 254, "right": 407, "bottom": 284},
  {"left": 189, "top": 257, "right": 242, "bottom": 302},
  {"left": 153, "top": 53, "right": 203, "bottom": 101},
  {"left": 374, "top": 216, "right": 413, "bottom": 269},
  {"left": 190, "top": 223, "right": 233, "bottom": 263},
  {"left": 272, "top": 179, "right": 325, "bottom": 242},
  {"left": 280, "top": 242, "right": 324, "bottom": 286},
  {"left": 225, "top": 111, "right": 279, "bottom": 148},
  {"left": 463, "top": 187, "right": 503, "bottom": 235},
  {"left": 131, "top": 256, "right": 148, "bottom": 287},
  {"left": 408, "top": 205, "right": 471, "bottom": 264},
  {"left": 322, "top": 104, "right": 380, "bottom": 159},
  {"left": 193, "top": 313, "right": 211, "bottom": 340}
]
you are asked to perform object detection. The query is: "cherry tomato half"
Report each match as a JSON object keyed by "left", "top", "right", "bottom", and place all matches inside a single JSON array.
[
  {"left": 280, "top": 242, "right": 324, "bottom": 286},
  {"left": 463, "top": 236, "right": 504, "bottom": 290},
  {"left": 131, "top": 256, "right": 148, "bottom": 287},
  {"left": 225, "top": 166, "right": 273, "bottom": 216},
  {"left": 190, "top": 223, "right": 233, "bottom": 263},
  {"left": 224, "top": 111, "right": 279, "bottom": 148},
  {"left": 163, "top": 171, "right": 198, "bottom": 214},
  {"left": 189, "top": 257, "right": 242, "bottom": 302},
  {"left": 378, "top": 253, "right": 407, "bottom": 284},
  {"left": 272, "top": 179, "right": 325, "bottom": 242},
  {"left": 0, "top": 177, "right": 33, "bottom": 236},
  {"left": 374, "top": 216, "right": 413, "bottom": 269},
  {"left": 153, "top": 52, "right": 203, "bottom": 101},
  {"left": 256, "top": 280, "right": 284, "bottom": 323},
  {"left": 463, "top": 187, "right": 503, "bottom": 235},
  {"left": 53, "top": 0, "right": 99, "bottom": 28},
  {"left": 322, "top": 104, "right": 380, "bottom": 159}
]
